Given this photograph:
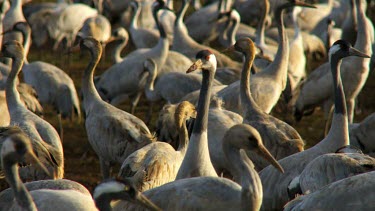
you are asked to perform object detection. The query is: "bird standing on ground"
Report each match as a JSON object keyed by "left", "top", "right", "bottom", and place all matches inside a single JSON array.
[
  {"left": 76, "top": 37, "right": 155, "bottom": 179},
  {"left": 2, "top": 41, "right": 64, "bottom": 180}
]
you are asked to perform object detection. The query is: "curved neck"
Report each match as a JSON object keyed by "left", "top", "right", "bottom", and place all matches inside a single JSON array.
[
  {"left": 177, "top": 117, "right": 189, "bottom": 154},
  {"left": 112, "top": 39, "right": 127, "bottom": 63},
  {"left": 229, "top": 17, "right": 240, "bottom": 47},
  {"left": 82, "top": 48, "right": 103, "bottom": 110},
  {"left": 268, "top": 4, "right": 289, "bottom": 83},
  {"left": 153, "top": 8, "right": 166, "bottom": 38},
  {"left": 223, "top": 145, "right": 262, "bottom": 211},
  {"left": 19, "top": 27, "right": 31, "bottom": 64},
  {"left": 144, "top": 67, "right": 158, "bottom": 101},
  {"left": 130, "top": 4, "right": 140, "bottom": 29},
  {"left": 175, "top": 0, "right": 189, "bottom": 27},
  {"left": 6, "top": 57, "right": 24, "bottom": 109},
  {"left": 240, "top": 52, "right": 261, "bottom": 117},
  {"left": 255, "top": 0, "right": 269, "bottom": 47},
  {"left": 3, "top": 158, "right": 37, "bottom": 211}
]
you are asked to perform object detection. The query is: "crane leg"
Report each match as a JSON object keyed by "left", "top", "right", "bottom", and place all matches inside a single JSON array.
[
  {"left": 100, "top": 158, "right": 111, "bottom": 179},
  {"left": 145, "top": 102, "right": 154, "bottom": 125},
  {"left": 57, "top": 113, "right": 64, "bottom": 142},
  {"left": 130, "top": 91, "right": 142, "bottom": 114}
]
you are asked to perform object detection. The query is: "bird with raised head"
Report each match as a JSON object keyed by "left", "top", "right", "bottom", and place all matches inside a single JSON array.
[{"left": 260, "top": 39, "right": 371, "bottom": 210}]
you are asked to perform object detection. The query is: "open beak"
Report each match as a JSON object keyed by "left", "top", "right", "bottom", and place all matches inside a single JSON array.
[
  {"left": 187, "top": 59, "right": 203, "bottom": 73},
  {"left": 349, "top": 47, "right": 371, "bottom": 58},
  {"left": 258, "top": 145, "right": 284, "bottom": 173},
  {"left": 25, "top": 150, "right": 51, "bottom": 177},
  {"left": 135, "top": 192, "right": 161, "bottom": 211},
  {"left": 294, "top": 1, "right": 317, "bottom": 9}
]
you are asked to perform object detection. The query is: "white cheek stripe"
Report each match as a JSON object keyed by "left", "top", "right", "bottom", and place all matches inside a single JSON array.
[
  {"left": 208, "top": 54, "right": 217, "bottom": 70},
  {"left": 93, "top": 181, "right": 125, "bottom": 199},
  {"left": 1, "top": 138, "right": 16, "bottom": 155}
]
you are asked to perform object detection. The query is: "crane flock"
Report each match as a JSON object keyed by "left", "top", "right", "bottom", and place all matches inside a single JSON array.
[{"left": 0, "top": 0, "right": 374, "bottom": 210}]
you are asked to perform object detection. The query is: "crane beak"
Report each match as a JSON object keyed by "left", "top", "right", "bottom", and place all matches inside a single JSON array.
[
  {"left": 1, "top": 29, "right": 12, "bottom": 36},
  {"left": 294, "top": 1, "right": 317, "bottom": 9},
  {"left": 25, "top": 150, "right": 51, "bottom": 177},
  {"left": 66, "top": 44, "right": 80, "bottom": 55},
  {"left": 104, "top": 36, "right": 118, "bottom": 44},
  {"left": 187, "top": 59, "right": 203, "bottom": 73},
  {"left": 258, "top": 144, "right": 284, "bottom": 173},
  {"left": 135, "top": 192, "right": 162, "bottom": 211},
  {"left": 349, "top": 47, "right": 370, "bottom": 58},
  {"left": 221, "top": 45, "right": 235, "bottom": 54}
]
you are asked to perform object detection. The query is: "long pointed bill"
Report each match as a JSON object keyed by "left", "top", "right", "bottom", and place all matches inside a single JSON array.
[
  {"left": 221, "top": 45, "right": 235, "bottom": 54},
  {"left": 1, "top": 29, "right": 12, "bottom": 36},
  {"left": 135, "top": 192, "right": 162, "bottom": 211},
  {"left": 187, "top": 59, "right": 203, "bottom": 73},
  {"left": 349, "top": 47, "right": 371, "bottom": 58},
  {"left": 26, "top": 150, "right": 51, "bottom": 177},
  {"left": 258, "top": 145, "right": 284, "bottom": 173},
  {"left": 66, "top": 44, "right": 80, "bottom": 55},
  {"left": 294, "top": 1, "right": 317, "bottom": 9}
]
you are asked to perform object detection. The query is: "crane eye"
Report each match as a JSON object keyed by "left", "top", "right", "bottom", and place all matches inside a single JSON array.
[{"left": 124, "top": 185, "right": 130, "bottom": 191}]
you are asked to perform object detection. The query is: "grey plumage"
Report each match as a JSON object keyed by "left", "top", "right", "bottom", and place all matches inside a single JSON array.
[
  {"left": 2, "top": 41, "right": 64, "bottom": 180},
  {"left": 260, "top": 40, "right": 370, "bottom": 210},
  {"left": 78, "top": 37, "right": 155, "bottom": 179},
  {"left": 0, "top": 128, "right": 97, "bottom": 211}
]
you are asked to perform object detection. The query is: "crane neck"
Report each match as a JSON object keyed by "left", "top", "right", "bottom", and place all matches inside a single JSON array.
[
  {"left": 354, "top": 0, "right": 371, "bottom": 53},
  {"left": 130, "top": 4, "right": 141, "bottom": 29},
  {"left": 112, "top": 39, "right": 127, "bottom": 64},
  {"left": 326, "top": 22, "right": 333, "bottom": 52},
  {"left": 6, "top": 57, "right": 24, "bottom": 110},
  {"left": 193, "top": 69, "right": 214, "bottom": 134},
  {"left": 255, "top": 0, "right": 269, "bottom": 47},
  {"left": 82, "top": 47, "right": 103, "bottom": 110},
  {"left": 153, "top": 8, "right": 167, "bottom": 39},
  {"left": 223, "top": 144, "right": 262, "bottom": 211},
  {"left": 240, "top": 51, "right": 262, "bottom": 117},
  {"left": 351, "top": 0, "right": 358, "bottom": 32},
  {"left": 176, "top": 66, "right": 218, "bottom": 179},
  {"left": 18, "top": 26, "right": 31, "bottom": 64},
  {"left": 330, "top": 57, "right": 347, "bottom": 116},
  {"left": 144, "top": 64, "right": 158, "bottom": 101},
  {"left": 177, "top": 117, "right": 189, "bottom": 155},
  {"left": 10, "top": 0, "right": 22, "bottom": 10},
  {"left": 267, "top": 3, "right": 289, "bottom": 86},
  {"left": 175, "top": 0, "right": 189, "bottom": 27},
  {"left": 291, "top": 8, "right": 301, "bottom": 40},
  {"left": 326, "top": 56, "right": 349, "bottom": 146},
  {"left": 3, "top": 156, "right": 38, "bottom": 211}
]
